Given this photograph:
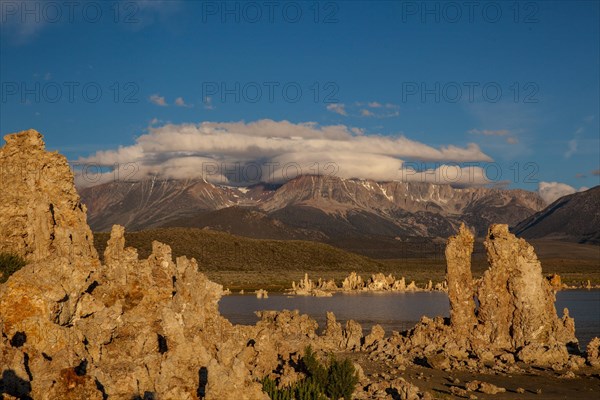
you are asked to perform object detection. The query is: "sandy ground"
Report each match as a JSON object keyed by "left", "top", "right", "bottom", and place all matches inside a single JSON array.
[{"left": 346, "top": 352, "right": 600, "bottom": 400}]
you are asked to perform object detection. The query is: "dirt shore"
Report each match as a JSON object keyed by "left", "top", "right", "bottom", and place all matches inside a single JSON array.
[{"left": 347, "top": 351, "right": 600, "bottom": 399}]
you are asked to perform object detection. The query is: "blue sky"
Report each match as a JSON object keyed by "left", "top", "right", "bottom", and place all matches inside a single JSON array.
[{"left": 1, "top": 0, "right": 599, "bottom": 201}]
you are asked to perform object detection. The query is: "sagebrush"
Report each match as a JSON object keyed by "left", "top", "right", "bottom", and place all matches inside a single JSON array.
[{"left": 262, "top": 346, "right": 359, "bottom": 400}]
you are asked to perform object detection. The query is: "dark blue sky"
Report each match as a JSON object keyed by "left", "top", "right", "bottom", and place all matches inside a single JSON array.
[{"left": 1, "top": 1, "right": 599, "bottom": 198}]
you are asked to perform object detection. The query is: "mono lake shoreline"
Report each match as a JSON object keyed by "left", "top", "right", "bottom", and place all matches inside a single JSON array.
[{"left": 221, "top": 289, "right": 600, "bottom": 350}]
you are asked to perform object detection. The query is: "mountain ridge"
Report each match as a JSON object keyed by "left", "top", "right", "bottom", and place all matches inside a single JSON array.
[
  {"left": 80, "top": 175, "right": 546, "bottom": 241},
  {"left": 513, "top": 185, "right": 600, "bottom": 244}
]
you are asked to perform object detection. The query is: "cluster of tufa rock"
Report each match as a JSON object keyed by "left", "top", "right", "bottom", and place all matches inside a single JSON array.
[
  {"left": 364, "top": 223, "right": 594, "bottom": 374},
  {"left": 0, "top": 130, "right": 325, "bottom": 399},
  {"left": 290, "top": 272, "right": 446, "bottom": 296},
  {"left": 1, "top": 130, "right": 598, "bottom": 400}
]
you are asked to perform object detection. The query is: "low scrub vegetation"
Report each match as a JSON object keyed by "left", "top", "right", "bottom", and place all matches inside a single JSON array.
[{"left": 262, "top": 346, "right": 359, "bottom": 400}]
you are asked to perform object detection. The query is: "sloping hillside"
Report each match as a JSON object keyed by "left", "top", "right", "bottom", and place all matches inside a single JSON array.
[{"left": 514, "top": 186, "right": 600, "bottom": 244}]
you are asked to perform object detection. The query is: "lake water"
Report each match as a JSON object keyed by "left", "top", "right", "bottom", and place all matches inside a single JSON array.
[{"left": 219, "top": 290, "right": 600, "bottom": 350}]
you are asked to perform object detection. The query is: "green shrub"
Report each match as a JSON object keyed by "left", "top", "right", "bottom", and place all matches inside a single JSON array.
[
  {"left": 0, "top": 252, "right": 26, "bottom": 283},
  {"left": 325, "top": 358, "right": 359, "bottom": 400},
  {"left": 300, "top": 346, "right": 328, "bottom": 390},
  {"left": 262, "top": 346, "right": 358, "bottom": 400},
  {"left": 261, "top": 377, "right": 292, "bottom": 400}
]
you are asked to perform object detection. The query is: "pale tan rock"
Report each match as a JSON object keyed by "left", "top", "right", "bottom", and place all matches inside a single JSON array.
[
  {"left": 465, "top": 380, "right": 506, "bottom": 394},
  {"left": 547, "top": 273, "right": 563, "bottom": 290},
  {"left": 0, "top": 129, "right": 98, "bottom": 264},
  {"left": 478, "top": 381, "right": 506, "bottom": 394},
  {"left": 476, "top": 225, "right": 577, "bottom": 352},
  {"left": 426, "top": 352, "right": 451, "bottom": 370},
  {"left": 587, "top": 337, "right": 600, "bottom": 367},
  {"left": 343, "top": 320, "right": 364, "bottom": 350},
  {"left": 290, "top": 273, "right": 335, "bottom": 296},
  {"left": 392, "top": 277, "right": 407, "bottom": 291},
  {"left": 342, "top": 271, "right": 364, "bottom": 291},
  {"left": 445, "top": 223, "right": 477, "bottom": 339},
  {"left": 367, "top": 273, "right": 395, "bottom": 291},
  {"left": 0, "top": 130, "right": 297, "bottom": 400},
  {"left": 363, "top": 324, "right": 385, "bottom": 348},
  {"left": 388, "top": 377, "right": 421, "bottom": 400},
  {"left": 369, "top": 223, "right": 580, "bottom": 371},
  {"left": 450, "top": 385, "right": 469, "bottom": 397},
  {"left": 321, "top": 311, "right": 345, "bottom": 349}
]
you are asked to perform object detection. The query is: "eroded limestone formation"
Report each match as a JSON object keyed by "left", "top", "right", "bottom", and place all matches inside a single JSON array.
[
  {"left": 587, "top": 337, "right": 600, "bottom": 367},
  {"left": 290, "top": 273, "right": 335, "bottom": 296},
  {"left": 290, "top": 272, "right": 446, "bottom": 296},
  {"left": 0, "top": 131, "right": 292, "bottom": 399},
  {"left": 368, "top": 223, "right": 584, "bottom": 371},
  {"left": 475, "top": 224, "right": 577, "bottom": 352},
  {"left": 445, "top": 224, "right": 477, "bottom": 339},
  {"left": 0, "top": 129, "right": 97, "bottom": 264}
]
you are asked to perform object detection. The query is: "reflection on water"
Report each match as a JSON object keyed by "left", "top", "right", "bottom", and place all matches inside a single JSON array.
[{"left": 219, "top": 290, "right": 599, "bottom": 349}]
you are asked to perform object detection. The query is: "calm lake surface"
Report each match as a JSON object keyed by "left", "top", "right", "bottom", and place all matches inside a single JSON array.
[{"left": 219, "top": 290, "right": 600, "bottom": 349}]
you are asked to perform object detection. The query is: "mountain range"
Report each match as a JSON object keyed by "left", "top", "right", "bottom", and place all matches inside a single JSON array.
[{"left": 80, "top": 175, "right": 547, "bottom": 245}]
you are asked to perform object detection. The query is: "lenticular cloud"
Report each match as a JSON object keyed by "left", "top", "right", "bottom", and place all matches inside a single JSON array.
[{"left": 76, "top": 119, "right": 493, "bottom": 187}]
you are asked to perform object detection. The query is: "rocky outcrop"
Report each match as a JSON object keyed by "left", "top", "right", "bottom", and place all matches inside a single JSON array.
[
  {"left": 465, "top": 380, "right": 506, "bottom": 395},
  {"left": 587, "top": 337, "right": 600, "bottom": 367},
  {"left": 0, "top": 129, "right": 97, "bottom": 264},
  {"left": 319, "top": 312, "right": 364, "bottom": 351},
  {"left": 367, "top": 223, "right": 582, "bottom": 371},
  {"left": 290, "top": 273, "right": 335, "bottom": 296},
  {"left": 547, "top": 273, "right": 564, "bottom": 290},
  {"left": 445, "top": 224, "right": 477, "bottom": 339},
  {"left": 1, "top": 220, "right": 271, "bottom": 399},
  {"left": 475, "top": 225, "right": 577, "bottom": 352},
  {"left": 290, "top": 272, "right": 446, "bottom": 295},
  {"left": 0, "top": 130, "right": 298, "bottom": 400}
]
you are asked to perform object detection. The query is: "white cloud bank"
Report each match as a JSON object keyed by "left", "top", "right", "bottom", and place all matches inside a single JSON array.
[
  {"left": 76, "top": 119, "right": 494, "bottom": 187},
  {"left": 538, "top": 181, "right": 588, "bottom": 204}
]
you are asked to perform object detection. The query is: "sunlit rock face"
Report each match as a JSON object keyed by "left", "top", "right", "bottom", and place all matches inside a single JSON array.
[
  {"left": 363, "top": 223, "right": 583, "bottom": 372},
  {"left": 475, "top": 224, "right": 577, "bottom": 352},
  {"left": 445, "top": 224, "right": 477, "bottom": 340},
  {"left": 0, "top": 129, "right": 97, "bottom": 264},
  {"left": 419, "top": 223, "right": 577, "bottom": 368},
  {"left": 446, "top": 223, "right": 577, "bottom": 353},
  {"left": 0, "top": 130, "right": 273, "bottom": 400}
]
